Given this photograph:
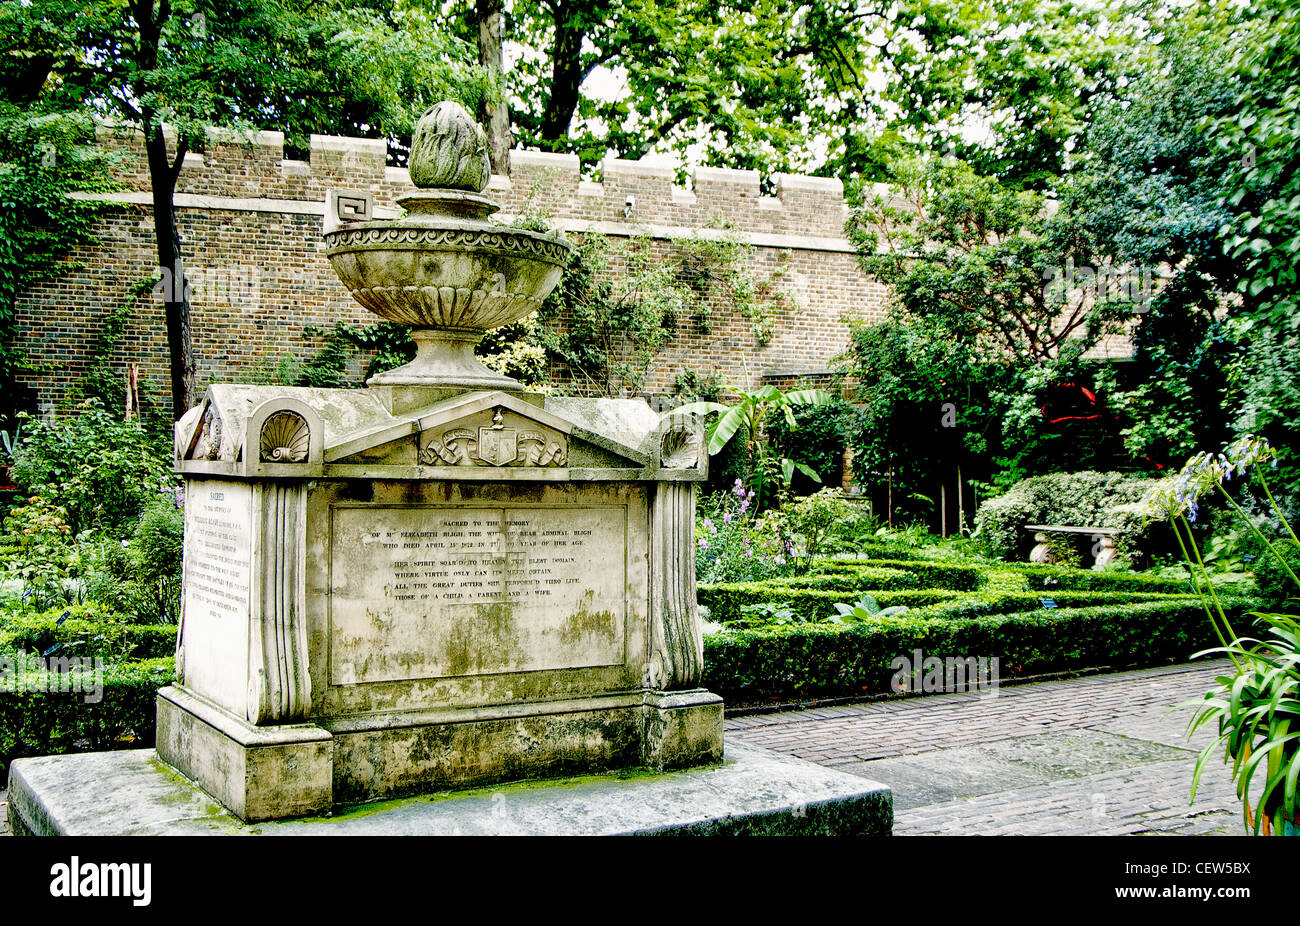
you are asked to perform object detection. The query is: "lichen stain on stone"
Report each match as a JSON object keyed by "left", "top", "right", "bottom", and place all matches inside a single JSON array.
[
  {"left": 442, "top": 601, "right": 521, "bottom": 676},
  {"left": 557, "top": 591, "right": 617, "bottom": 647},
  {"left": 366, "top": 607, "right": 393, "bottom": 633}
]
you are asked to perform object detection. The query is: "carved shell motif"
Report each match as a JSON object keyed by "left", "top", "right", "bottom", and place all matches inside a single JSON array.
[
  {"left": 259, "top": 411, "right": 310, "bottom": 463},
  {"left": 408, "top": 101, "right": 491, "bottom": 192}
]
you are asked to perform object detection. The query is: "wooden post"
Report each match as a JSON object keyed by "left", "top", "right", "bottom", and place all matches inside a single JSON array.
[
  {"left": 957, "top": 465, "right": 964, "bottom": 535},
  {"left": 887, "top": 463, "right": 893, "bottom": 529}
]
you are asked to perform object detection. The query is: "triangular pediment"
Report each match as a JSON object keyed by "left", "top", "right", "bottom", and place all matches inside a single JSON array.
[{"left": 325, "top": 391, "right": 651, "bottom": 469}]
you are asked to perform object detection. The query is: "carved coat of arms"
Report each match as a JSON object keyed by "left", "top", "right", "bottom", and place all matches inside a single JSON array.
[{"left": 420, "top": 407, "right": 567, "bottom": 467}]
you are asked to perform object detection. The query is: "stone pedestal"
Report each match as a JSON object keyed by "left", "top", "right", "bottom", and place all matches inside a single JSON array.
[{"left": 160, "top": 384, "right": 722, "bottom": 821}]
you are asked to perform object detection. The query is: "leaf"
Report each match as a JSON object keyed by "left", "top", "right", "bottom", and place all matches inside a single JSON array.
[{"left": 708, "top": 405, "right": 749, "bottom": 455}]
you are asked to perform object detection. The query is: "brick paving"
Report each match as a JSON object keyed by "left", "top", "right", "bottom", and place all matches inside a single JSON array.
[{"left": 725, "top": 660, "right": 1248, "bottom": 836}]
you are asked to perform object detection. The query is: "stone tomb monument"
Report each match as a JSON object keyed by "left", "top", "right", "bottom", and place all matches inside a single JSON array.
[
  {"left": 162, "top": 386, "right": 719, "bottom": 819},
  {"left": 157, "top": 102, "right": 720, "bottom": 821},
  {"left": 6, "top": 103, "right": 890, "bottom": 835}
]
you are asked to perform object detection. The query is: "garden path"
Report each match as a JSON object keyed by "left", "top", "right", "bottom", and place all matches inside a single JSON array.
[{"left": 726, "top": 660, "right": 1247, "bottom": 835}]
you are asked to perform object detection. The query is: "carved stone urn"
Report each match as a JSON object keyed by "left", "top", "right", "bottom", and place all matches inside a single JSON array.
[{"left": 323, "top": 101, "right": 572, "bottom": 391}]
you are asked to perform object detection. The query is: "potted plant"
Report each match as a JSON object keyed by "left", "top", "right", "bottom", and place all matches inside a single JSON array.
[{"left": 1147, "top": 436, "right": 1300, "bottom": 836}]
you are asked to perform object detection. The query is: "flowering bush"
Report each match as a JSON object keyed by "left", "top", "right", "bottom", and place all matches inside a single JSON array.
[
  {"left": 696, "top": 480, "right": 799, "bottom": 584},
  {"left": 1149, "top": 436, "right": 1300, "bottom": 835}
]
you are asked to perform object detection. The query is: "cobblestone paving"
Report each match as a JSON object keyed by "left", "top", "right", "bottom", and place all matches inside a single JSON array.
[{"left": 725, "top": 661, "right": 1247, "bottom": 836}]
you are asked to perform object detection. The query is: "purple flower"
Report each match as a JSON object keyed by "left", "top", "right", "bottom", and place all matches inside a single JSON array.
[{"left": 723, "top": 512, "right": 732, "bottom": 524}]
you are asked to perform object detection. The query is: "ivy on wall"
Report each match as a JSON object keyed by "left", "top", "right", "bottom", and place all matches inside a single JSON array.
[{"left": 0, "top": 107, "right": 116, "bottom": 426}]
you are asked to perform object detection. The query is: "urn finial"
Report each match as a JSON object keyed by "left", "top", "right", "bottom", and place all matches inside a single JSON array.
[{"left": 408, "top": 101, "right": 491, "bottom": 192}]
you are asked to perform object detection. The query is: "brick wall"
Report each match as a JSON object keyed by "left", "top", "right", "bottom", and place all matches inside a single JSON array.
[{"left": 14, "top": 125, "right": 890, "bottom": 417}]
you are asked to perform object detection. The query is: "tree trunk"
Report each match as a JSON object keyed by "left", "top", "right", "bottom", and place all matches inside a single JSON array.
[
  {"left": 477, "top": 0, "right": 510, "bottom": 175},
  {"left": 144, "top": 127, "right": 196, "bottom": 419},
  {"left": 538, "top": 14, "right": 586, "bottom": 147}
]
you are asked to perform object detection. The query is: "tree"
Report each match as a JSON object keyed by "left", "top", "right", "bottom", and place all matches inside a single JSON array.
[
  {"left": 1062, "top": 3, "right": 1300, "bottom": 495},
  {"left": 442, "top": 0, "right": 1127, "bottom": 188},
  {"left": 1205, "top": 0, "right": 1300, "bottom": 337},
  {"left": 847, "top": 157, "right": 1127, "bottom": 366},
  {"left": 842, "top": 157, "right": 1137, "bottom": 513},
  {"left": 17, "top": 0, "right": 493, "bottom": 418},
  {"left": 474, "top": 0, "right": 509, "bottom": 173}
]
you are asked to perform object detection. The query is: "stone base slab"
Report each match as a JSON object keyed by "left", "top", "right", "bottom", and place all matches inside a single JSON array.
[
  {"left": 6, "top": 742, "right": 892, "bottom": 836},
  {"left": 155, "top": 685, "right": 725, "bottom": 817},
  {"left": 156, "top": 686, "right": 334, "bottom": 822}
]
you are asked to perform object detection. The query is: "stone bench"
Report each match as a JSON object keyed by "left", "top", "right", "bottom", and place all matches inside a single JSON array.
[{"left": 1026, "top": 524, "right": 1119, "bottom": 566}]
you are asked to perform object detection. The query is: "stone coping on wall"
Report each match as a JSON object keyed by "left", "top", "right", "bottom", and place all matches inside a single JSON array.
[
  {"left": 92, "top": 123, "right": 853, "bottom": 241},
  {"left": 67, "top": 188, "right": 859, "bottom": 254}
]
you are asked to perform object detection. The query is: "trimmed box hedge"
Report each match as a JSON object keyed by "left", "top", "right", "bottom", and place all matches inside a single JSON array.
[
  {"left": 702, "top": 596, "right": 1257, "bottom": 703},
  {"left": 699, "top": 584, "right": 960, "bottom": 624},
  {"left": 817, "top": 558, "right": 983, "bottom": 591},
  {"left": 0, "top": 611, "right": 176, "bottom": 660},
  {"left": 0, "top": 657, "right": 174, "bottom": 774}
]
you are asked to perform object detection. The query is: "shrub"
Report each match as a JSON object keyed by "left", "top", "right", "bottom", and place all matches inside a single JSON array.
[
  {"left": 10, "top": 399, "right": 176, "bottom": 536},
  {"left": 0, "top": 656, "right": 173, "bottom": 774},
  {"left": 766, "top": 398, "right": 849, "bottom": 490},
  {"left": 702, "top": 596, "right": 1256, "bottom": 703},
  {"left": 816, "top": 557, "right": 983, "bottom": 591},
  {"left": 696, "top": 483, "right": 799, "bottom": 583},
  {"left": 699, "top": 582, "right": 956, "bottom": 624},
  {"left": 1253, "top": 537, "right": 1300, "bottom": 609},
  {"left": 780, "top": 489, "right": 879, "bottom": 566},
  {"left": 85, "top": 503, "right": 185, "bottom": 622},
  {"left": 972, "top": 470, "right": 1163, "bottom": 560},
  {"left": 1, "top": 495, "right": 77, "bottom": 608},
  {"left": 0, "top": 604, "right": 177, "bottom": 660}
]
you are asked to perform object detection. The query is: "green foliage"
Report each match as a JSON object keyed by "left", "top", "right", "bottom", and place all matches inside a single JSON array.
[
  {"left": 841, "top": 160, "right": 1133, "bottom": 516},
  {"left": 765, "top": 397, "right": 849, "bottom": 490},
  {"left": 85, "top": 504, "right": 184, "bottom": 623},
  {"left": 451, "top": 0, "right": 1127, "bottom": 187},
  {"left": 1206, "top": 0, "right": 1300, "bottom": 339},
  {"left": 677, "top": 382, "right": 830, "bottom": 510},
  {"left": 778, "top": 489, "right": 878, "bottom": 568},
  {"left": 1183, "top": 609, "right": 1300, "bottom": 835},
  {"left": 1061, "top": 6, "right": 1300, "bottom": 507},
  {"left": 9, "top": 400, "right": 176, "bottom": 537},
  {"left": 0, "top": 604, "right": 177, "bottom": 661},
  {"left": 847, "top": 158, "right": 1123, "bottom": 367},
  {"left": 695, "top": 484, "right": 798, "bottom": 585},
  {"left": 0, "top": 103, "right": 115, "bottom": 420},
  {"left": 21, "top": 0, "right": 496, "bottom": 159},
  {"left": 699, "top": 583, "right": 950, "bottom": 626},
  {"left": 534, "top": 234, "right": 676, "bottom": 396},
  {"left": 0, "top": 656, "right": 174, "bottom": 775},
  {"left": 1145, "top": 435, "right": 1300, "bottom": 833},
  {"left": 1, "top": 494, "right": 77, "bottom": 609},
  {"left": 702, "top": 597, "right": 1250, "bottom": 704},
  {"left": 833, "top": 595, "right": 910, "bottom": 622},
  {"left": 1254, "top": 539, "right": 1300, "bottom": 611},
  {"left": 535, "top": 232, "right": 791, "bottom": 396},
  {"left": 972, "top": 471, "right": 1163, "bottom": 561},
  {"left": 815, "top": 557, "right": 983, "bottom": 592}
]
